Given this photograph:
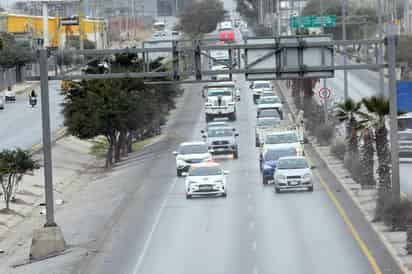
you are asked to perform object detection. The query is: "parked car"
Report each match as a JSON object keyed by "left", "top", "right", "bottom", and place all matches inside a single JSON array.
[
  {"left": 260, "top": 146, "right": 298, "bottom": 185},
  {"left": 174, "top": 142, "right": 212, "bottom": 177},
  {"left": 183, "top": 162, "right": 228, "bottom": 199},
  {"left": 274, "top": 156, "right": 314, "bottom": 193}
]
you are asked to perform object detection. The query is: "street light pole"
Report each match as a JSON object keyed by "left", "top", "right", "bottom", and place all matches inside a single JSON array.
[
  {"left": 42, "top": 1, "right": 48, "bottom": 48},
  {"left": 377, "top": 0, "right": 385, "bottom": 96},
  {"left": 387, "top": 35, "right": 401, "bottom": 205},
  {"left": 342, "top": 0, "right": 348, "bottom": 100}
]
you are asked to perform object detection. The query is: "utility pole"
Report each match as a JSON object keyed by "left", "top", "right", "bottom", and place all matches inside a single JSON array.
[
  {"left": 387, "top": 35, "right": 400, "bottom": 205},
  {"left": 42, "top": 1, "right": 48, "bottom": 48},
  {"left": 377, "top": 0, "right": 385, "bottom": 96},
  {"left": 320, "top": 0, "right": 328, "bottom": 122},
  {"left": 342, "top": 0, "right": 348, "bottom": 101},
  {"left": 277, "top": 0, "right": 281, "bottom": 36}
]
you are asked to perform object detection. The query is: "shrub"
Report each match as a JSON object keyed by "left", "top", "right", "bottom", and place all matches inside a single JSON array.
[
  {"left": 315, "top": 123, "right": 335, "bottom": 146},
  {"left": 383, "top": 198, "right": 412, "bottom": 231},
  {"left": 330, "top": 141, "right": 346, "bottom": 161}
]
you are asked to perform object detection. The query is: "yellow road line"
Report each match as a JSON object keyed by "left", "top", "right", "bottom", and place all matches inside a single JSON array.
[{"left": 306, "top": 156, "right": 382, "bottom": 274}]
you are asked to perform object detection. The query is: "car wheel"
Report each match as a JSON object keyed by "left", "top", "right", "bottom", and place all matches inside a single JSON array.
[
  {"left": 205, "top": 114, "right": 212, "bottom": 123},
  {"left": 275, "top": 187, "right": 281, "bottom": 193},
  {"left": 255, "top": 139, "right": 260, "bottom": 147},
  {"left": 308, "top": 186, "right": 314, "bottom": 192},
  {"left": 233, "top": 149, "right": 239, "bottom": 159},
  {"left": 177, "top": 169, "right": 182, "bottom": 177},
  {"left": 222, "top": 192, "right": 227, "bottom": 198},
  {"left": 186, "top": 194, "right": 192, "bottom": 199},
  {"left": 262, "top": 177, "right": 268, "bottom": 185}
]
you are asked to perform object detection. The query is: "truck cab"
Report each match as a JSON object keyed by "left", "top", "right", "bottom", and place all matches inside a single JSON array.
[{"left": 203, "top": 82, "right": 237, "bottom": 122}]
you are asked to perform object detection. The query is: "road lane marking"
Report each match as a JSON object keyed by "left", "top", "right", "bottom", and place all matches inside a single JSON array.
[
  {"left": 132, "top": 177, "right": 178, "bottom": 274},
  {"left": 306, "top": 156, "right": 382, "bottom": 274},
  {"left": 251, "top": 241, "right": 257, "bottom": 252},
  {"left": 247, "top": 193, "right": 252, "bottom": 199},
  {"left": 249, "top": 220, "right": 255, "bottom": 230},
  {"left": 247, "top": 205, "right": 252, "bottom": 213}
]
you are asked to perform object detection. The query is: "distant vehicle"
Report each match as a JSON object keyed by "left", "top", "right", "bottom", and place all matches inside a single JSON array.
[
  {"left": 255, "top": 117, "right": 282, "bottom": 147},
  {"left": 4, "top": 87, "right": 16, "bottom": 102},
  {"left": 260, "top": 89, "right": 275, "bottom": 98},
  {"left": 183, "top": 162, "right": 228, "bottom": 199},
  {"left": 0, "top": 96, "right": 4, "bottom": 109},
  {"left": 202, "top": 126, "right": 239, "bottom": 158},
  {"left": 399, "top": 131, "right": 412, "bottom": 157},
  {"left": 256, "top": 109, "right": 281, "bottom": 119},
  {"left": 203, "top": 82, "right": 237, "bottom": 122},
  {"left": 205, "top": 121, "right": 230, "bottom": 131},
  {"left": 250, "top": 81, "right": 273, "bottom": 104},
  {"left": 174, "top": 142, "right": 212, "bottom": 177},
  {"left": 257, "top": 96, "right": 283, "bottom": 119},
  {"left": 153, "top": 21, "right": 166, "bottom": 31},
  {"left": 260, "top": 146, "right": 298, "bottom": 185},
  {"left": 398, "top": 112, "right": 412, "bottom": 131},
  {"left": 274, "top": 156, "right": 314, "bottom": 193}
]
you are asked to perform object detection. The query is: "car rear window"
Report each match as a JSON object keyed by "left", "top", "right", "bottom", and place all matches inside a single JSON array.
[{"left": 265, "top": 133, "right": 298, "bottom": 144}]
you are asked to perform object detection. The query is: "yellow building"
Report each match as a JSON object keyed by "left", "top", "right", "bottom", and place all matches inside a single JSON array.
[{"left": 0, "top": 13, "right": 106, "bottom": 49}]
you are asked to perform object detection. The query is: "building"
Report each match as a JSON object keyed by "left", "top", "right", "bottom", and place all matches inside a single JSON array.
[{"left": 0, "top": 13, "right": 107, "bottom": 49}]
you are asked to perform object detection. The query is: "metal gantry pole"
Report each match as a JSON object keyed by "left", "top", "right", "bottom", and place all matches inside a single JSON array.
[
  {"left": 387, "top": 35, "right": 400, "bottom": 205},
  {"left": 42, "top": 2, "right": 48, "bottom": 48},
  {"left": 277, "top": 0, "right": 281, "bottom": 36},
  {"left": 377, "top": 0, "right": 385, "bottom": 96},
  {"left": 39, "top": 49, "right": 57, "bottom": 227},
  {"left": 342, "top": 0, "right": 348, "bottom": 100}
]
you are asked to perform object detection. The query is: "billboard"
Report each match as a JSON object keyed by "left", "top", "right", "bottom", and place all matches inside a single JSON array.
[{"left": 397, "top": 81, "right": 412, "bottom": 113}]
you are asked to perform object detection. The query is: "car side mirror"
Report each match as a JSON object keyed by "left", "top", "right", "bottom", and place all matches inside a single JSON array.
[
  {"left": 232, "top": 128, "right": 236, "bottom": 131},
  {"left": 202, "top": 135, "right": 207, "bottom": 139},
  {"left": 209, "top": 149, "right": 215, "bottom": 153},
  {"left": 310, "top": 166, "right": 316, "bottom": 170},
  {"left": 201, "top": 130, "right": 205, "bottom": 134},
  {"left": 173, "top": 151, "right": 178, "bottom": 156},
  {"left": 223, "top": 170, "right": 229, "bottom": 175},
  {"left": 181, "top": 172, "right": 188, "bottom": 177},
  {"left": 235, "top": 133, "right": 239, "bottom": 137}
]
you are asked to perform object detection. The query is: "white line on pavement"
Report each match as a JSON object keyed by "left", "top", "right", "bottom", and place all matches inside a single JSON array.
[
  {"left": 249, "top": 220, "right": 255, "bottom": 230},
  {"left": 253, "top": 266, "right": 259, "bottom": 274},
  {"left": 251, "top": 241, "right": 257, "bottom": 252},
  {"left": 132, "top": 177, "right": 178, "bottom": 274}
]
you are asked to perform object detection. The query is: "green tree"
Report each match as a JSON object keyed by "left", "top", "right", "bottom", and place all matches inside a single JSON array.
[
  {"left": 335, "top": 98, "right": 362, "bottom": 173},
  {"left": 0, "top": 149, "right": 39, "bottom": 211},
  {"left": 359, "top": 127, "right": 376, "bottom": 188},
  {"left": 361, "top": 96, "right": 391, "bottom": 221},
  {"left": 178, "top": 0, "right": 225, "bottom": 39},
  {"left": 0, "top": 33, "right": 34, "bottom": 68}
]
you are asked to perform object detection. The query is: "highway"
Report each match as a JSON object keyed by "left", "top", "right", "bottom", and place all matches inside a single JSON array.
[
  {"left": 0, "top": 80, "right": 64, "bottom": 150},
  {"left": 79, "top": 68, "right": 402, "bottom": 273}
]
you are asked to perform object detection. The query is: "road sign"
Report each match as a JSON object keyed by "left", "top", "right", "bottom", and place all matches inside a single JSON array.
[
  {"left": 318, "top": 87, "right": 331, "bottom": 99},
  {"left": 397, "top": 81, "right": 412, "bottom": 113},
  {"left": 290, "top": 15, "right": 337, "bottom": 28}
]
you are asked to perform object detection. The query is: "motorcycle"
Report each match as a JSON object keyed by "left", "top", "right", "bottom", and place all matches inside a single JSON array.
[{"left": 29, "top": 96, "right": 37, "bottom": 107}]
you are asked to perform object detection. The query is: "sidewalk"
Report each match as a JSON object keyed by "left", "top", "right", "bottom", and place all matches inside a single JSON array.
[{"left": 276, "top": 80, "right": 412, "bottom": 273}]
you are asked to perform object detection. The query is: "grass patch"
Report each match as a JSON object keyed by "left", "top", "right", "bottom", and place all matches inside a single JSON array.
[
  {"left": 89, "top": 137, "right": 109, "bottom": 159},
  {"left": 132, "top": 137, "right": 155, "bottom": 151}
]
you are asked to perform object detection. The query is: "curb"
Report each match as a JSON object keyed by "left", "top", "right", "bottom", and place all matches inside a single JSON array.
[
  {"left": 30, "top": 127, "right": 68, "bottom": 155},
  {"left": 275, "top": 80, "right": 412, "bottom": 274}
]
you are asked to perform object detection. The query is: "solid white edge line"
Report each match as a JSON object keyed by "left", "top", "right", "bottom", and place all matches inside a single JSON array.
[{"left": 132, "top": 177, "right": 178, "bottom": 274}]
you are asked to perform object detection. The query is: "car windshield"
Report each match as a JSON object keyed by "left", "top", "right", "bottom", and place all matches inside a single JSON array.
[
  {"left": 257, "top": 118, "right": 280, "bottom": 127},
  {"left": 259, "top": 97, "right": 281, "bottom": 104},
  {"left": 207, "top": 89, "right": 232, "bottom": 97},
  {"left": 265, "top": 133, "right": 298, "bottom": 144},
  {"left": 254, "top": 82, "right": 271, "bottom": 89},
  {"left": 277, "top": 158, "right": 308, "bottom": 169},
  {"left": 264, "top": 148, "right": 297, "bottom": 161},
  {"left": 258, "top": 109, "right": 280, "bottom": 118},
  {"left": 189, "top": 166, "right": 222, "bottom": 176},
  {"left": 208, "top": 127, "right": 233, "bottom": 137},
  {"left": 179, "top": 144, "right": 208, "bottom": 154}
]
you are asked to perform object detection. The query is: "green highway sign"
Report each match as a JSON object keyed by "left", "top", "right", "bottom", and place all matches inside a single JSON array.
[{"left": 290, "top": 15, "right": 337, "bottom": 28}]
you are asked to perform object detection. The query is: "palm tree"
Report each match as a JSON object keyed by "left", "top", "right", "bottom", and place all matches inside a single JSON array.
[
  {"left": 359, "top": 127, "right": 376, "bottom": 188},
  {"left": 360, "top": 96, "right": 391, "bottom": 221},
  {"left": 335, "top": 98, "right": 362, "bottom": 174}
]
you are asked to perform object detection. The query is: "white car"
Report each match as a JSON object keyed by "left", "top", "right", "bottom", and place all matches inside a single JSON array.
[
  {"left": 183, "top": 162, "right": 228, "bottom": 199},
  {"left": 5, "top": 89, "right": 16, "bottom": 102},
  {"left": 174, "top": 142, "right": 212, "bottom": 177},
  {"left": 250, "top": 80, "right": 273, "bottom": 104},
  {"left": 274, "top": 156, "right": 314, "bottom": 193},
  {"left": 257, "top": 96, "right": 283, "bottom": 119}
]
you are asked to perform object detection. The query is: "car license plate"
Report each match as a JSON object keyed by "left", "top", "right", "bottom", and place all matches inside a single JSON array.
[{"left": 289, "top": 181, "right": 299, "bottom": 186}]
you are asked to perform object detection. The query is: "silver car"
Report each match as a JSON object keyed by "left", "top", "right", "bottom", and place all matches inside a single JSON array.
[
  {"left": 274, "top": 156, "right": 314, "bottom": 193},
  {"left": 202, "top": 126, "right": 239, "bottom": 158},
  {"left": 399, "top": 131, "right": 412, "bottom": 157}
]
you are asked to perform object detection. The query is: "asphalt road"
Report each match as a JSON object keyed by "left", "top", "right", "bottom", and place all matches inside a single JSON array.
[
  {"left": 78, "top": 68, "right": 405, "bottom": 274},
  {"left": 0, "top": 80, "right": 64, "bottom": 150}
]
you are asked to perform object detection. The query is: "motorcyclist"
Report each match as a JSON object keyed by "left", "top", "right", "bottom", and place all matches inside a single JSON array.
[{"left": 30, "top": 90, "right": 37, "bottom": 98}]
